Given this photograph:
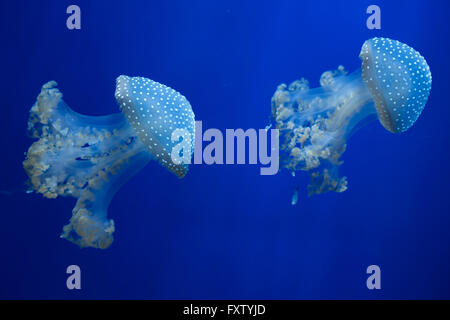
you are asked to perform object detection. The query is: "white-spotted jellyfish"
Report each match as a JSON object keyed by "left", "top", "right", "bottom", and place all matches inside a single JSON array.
[
  {"left": 23, "top": 76, "right": 195, "bottom": 249},
  {"left": 271, "top": 37, "right": 432, "bottom": 199}
]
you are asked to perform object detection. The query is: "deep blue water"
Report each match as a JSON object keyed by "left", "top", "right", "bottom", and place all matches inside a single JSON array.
[{"left": 1, "top": 0, "right": 449, "bottom": 299}]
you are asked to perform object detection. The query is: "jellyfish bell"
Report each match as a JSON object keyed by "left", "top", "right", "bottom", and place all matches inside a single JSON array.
[
  {"left": 271, "top": 37, "right": 431, "bottom": 197},
  {"left": 360, "top": 38, "right": 432, "bottom": 133},
  {"left": 115, "top": 76, "right": 195, "bottom": 178},
  {"left": 23, "top": 76, "right": 195, "bottom": 249}
]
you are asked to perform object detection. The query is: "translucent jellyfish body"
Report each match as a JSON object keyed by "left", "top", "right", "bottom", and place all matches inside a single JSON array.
[
  {"left": 23, "top": 76, "right": 195, "bottom": 249},
  {"left": 271, "top": 37, "right": 431, "bottom": 198}
]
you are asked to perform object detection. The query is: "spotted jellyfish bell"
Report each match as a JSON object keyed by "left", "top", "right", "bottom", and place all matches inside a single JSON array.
[
  {"left": 360, "top": 37, "right": 432, "bottom": 133},
  {"left": 23, "top": 76, "right": 195, "bottom": 249}
]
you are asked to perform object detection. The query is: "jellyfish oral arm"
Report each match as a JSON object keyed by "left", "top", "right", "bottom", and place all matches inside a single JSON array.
[
  {"left": 24, "top": 82, "right": 153, "bottom": 249},
  {"left": 272, "top": 67, "right": 377, "bottom": 195},
  {"left": 59, "top": 123, "right": 153, "bottom": 249}
]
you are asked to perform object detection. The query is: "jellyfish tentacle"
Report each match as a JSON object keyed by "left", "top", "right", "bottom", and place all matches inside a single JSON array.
[
  {"left": 24, "top": 81, "right": 153, "bottom": 249},
  {"left": 272, "top": 67, "right": 376, "bottom": 194}
]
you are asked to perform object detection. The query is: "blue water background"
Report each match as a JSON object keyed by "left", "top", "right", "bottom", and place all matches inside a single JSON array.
[{"left": 1, "top": 0, "right": 449, "bottom": 299}]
